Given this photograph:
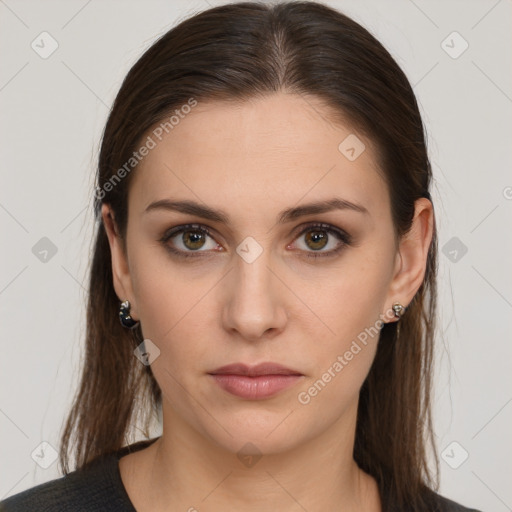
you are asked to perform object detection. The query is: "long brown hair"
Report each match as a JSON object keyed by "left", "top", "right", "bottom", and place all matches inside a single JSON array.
[{"left": 60, "top": 2, "right": 439, "bottom": 509}]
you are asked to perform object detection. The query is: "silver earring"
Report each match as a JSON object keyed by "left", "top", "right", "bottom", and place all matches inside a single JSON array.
[
  {"left": 392, "top": 302, "right": 405, "bottom": 319},
  {"left": 119, "top": 300, "right": 139, "bottom": 329}
]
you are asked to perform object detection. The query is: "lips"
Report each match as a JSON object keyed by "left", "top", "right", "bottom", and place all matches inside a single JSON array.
[
  {"left": 208, "top": 362, "right": 304, "bottom": 400},
  {"left": 209, "top": 362, "right": 303, "bottom": 377}
]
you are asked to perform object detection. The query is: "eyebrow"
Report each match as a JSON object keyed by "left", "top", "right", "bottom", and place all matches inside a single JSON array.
[{"left": 144, "top": 197, "right": 369, "bottom": 224}]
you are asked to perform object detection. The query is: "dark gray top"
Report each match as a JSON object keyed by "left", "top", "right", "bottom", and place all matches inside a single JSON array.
[{"left": 0, "top": 438, "right": 483, "bottom": 511}]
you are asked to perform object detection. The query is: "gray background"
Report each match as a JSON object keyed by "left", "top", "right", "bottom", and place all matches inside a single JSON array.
[{"left": 1, "top": 1, "right": 511, "bottom": 510}]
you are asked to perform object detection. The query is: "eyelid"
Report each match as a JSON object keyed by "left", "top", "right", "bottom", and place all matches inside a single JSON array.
[
  {"left": 159, "top": 221, "right": 352, "bottom": 258},
  {"left": 289, "top": 222, "right": 352, "bottom": 258},
  {"left": 292, "top": 221, "right": 351, "bottom": 242},
  {"left": 159, "top": 223, "right": 220, "bottom": 258}
]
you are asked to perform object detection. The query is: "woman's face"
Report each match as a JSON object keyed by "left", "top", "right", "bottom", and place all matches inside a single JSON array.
[{"left": 104, "top": 92, "right": 426, "bottom": 456}]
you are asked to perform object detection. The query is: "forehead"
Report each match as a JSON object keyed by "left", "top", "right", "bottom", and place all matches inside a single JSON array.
[{"left": 129, "top": 93, "right": 388, "bottom": 221}]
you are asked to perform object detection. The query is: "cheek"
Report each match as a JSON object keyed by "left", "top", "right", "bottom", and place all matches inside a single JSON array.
[
  {"left": 294, "top": 275, "right": 386, "bottom": 413},
  {"left": 128, "top": 237, "right": 196, "bottom": 325},
  {"left": 303, "top": 252, "right": 393, "bottom": 344},
  {"left": 294, "top": 245, "right": 393, "bottom": 388},
  {"left": 128, "top": 250, "right": 221, "bottom": 368}
]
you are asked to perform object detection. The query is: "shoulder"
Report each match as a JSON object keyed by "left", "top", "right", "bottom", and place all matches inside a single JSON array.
[
  {"left": 0, "top": 439, "right": 158, "bottom": 512},
  {"left": 426, "top": 489, "right": 484, "bottom": 512},
  {"left": 0, "top": 454, "right": 133, "bottom": 512},
  {"left": 382, "top": 486, "right": 483, "bottom": 512}
]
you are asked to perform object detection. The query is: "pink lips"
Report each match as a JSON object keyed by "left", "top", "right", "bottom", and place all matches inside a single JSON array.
[{"left": 208, "top": 363, "right": 304, "bottom": 400}]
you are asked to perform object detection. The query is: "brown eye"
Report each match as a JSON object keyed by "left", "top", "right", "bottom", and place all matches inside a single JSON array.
[
  {"left": 160, "top": 222, "right": 351, "bottom": 260},
  {"left": 160, "top": 224, "right": 219, "bottom": 257},
  {"left": 304, "top": 230, "right": 329, "bottom": 251},
  {"left": 182, "top": 230, "right": 207, "bottom": 250},
  {"left": 291, "top": 223, "right": 352, "bottom": 259}
]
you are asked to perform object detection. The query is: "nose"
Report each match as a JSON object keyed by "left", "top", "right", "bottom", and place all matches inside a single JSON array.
[{"left": 222, "top": 246, "right": 288, "bottom": 342}]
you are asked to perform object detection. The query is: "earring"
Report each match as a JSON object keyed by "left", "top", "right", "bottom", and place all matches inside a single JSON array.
[
  {"left": 392, "top": 302, "right": 405, "bottom": 319},
  {"left": 119, "top": 300, "right": 139, "bottom": 329}
]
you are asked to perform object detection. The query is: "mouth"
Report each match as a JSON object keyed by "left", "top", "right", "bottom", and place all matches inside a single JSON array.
[{"left": 208, "top": 362, "right": 304, "bottom": 400}]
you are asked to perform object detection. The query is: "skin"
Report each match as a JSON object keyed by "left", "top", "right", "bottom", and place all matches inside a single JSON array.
[{"left": 103, "top": 92, "right": 434, "bottom": 512}]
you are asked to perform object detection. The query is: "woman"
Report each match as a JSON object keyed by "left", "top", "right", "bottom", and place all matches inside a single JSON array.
[{"left": 0, "top": 1, "right": 483, "bottom": 511}]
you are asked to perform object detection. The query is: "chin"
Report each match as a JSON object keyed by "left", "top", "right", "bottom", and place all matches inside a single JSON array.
[{"left": 197, "top": 408, "right": 308, "bottom": 457}]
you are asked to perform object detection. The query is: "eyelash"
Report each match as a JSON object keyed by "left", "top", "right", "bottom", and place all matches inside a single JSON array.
[{"left": 158, "top": 222, "right": 352, "bottom": 260}]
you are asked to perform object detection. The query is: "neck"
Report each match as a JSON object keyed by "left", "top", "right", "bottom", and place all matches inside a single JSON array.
[{"left": 134, "top": 400, "right": 381, "bottom": 512}]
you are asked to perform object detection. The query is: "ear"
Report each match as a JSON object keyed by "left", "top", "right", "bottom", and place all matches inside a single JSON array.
[
  {"left": 101, "top": 203, "right": 139, "bottom": 321},
  {"left": 383, "top": 198, "right": 434, "bottom": 323}
]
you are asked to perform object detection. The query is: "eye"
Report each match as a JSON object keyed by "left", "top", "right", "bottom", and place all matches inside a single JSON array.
[
  {"left": 159, "top": 224, "right": 220, "bottom": 258},
  {"left": 289, "top": 222, "right": 352, "bottom": 259},
  {"left": 159, "top": 222, "right": 352, "bottom": 260}
]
